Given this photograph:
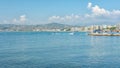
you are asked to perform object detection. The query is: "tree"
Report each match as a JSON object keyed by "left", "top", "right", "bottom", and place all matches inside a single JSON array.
[{"left": 110, "top": 27, "right": 116, "bottom": 31}]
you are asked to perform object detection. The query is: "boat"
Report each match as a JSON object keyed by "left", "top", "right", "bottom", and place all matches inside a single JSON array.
[
  {"left": 69, "top": 32, "right": 74, "bottom": 35},
  {"left": 88, "top": 29, "right": 120, "bottom": 36}
]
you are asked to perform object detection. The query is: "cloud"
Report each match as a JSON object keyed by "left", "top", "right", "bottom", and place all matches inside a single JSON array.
[
  {"left": 49, "top": 14, "right": 82, "bottom": 23},
  {"left": 13, "top": 15, "right": 27, "bottom": 23},
  {"left": 13, "top": 18, "right": 18, "bottom": 22},
  {"left": 91, "top": 5, "right": 109, "bottom": 15},
  {"left": 88, "top": 2, "right": 92, "bottom": 9},
  {"left": 20, "top": 15, "right": 27, "bottom": 22},
  {"left": 48, "top": 2, "right": 120, "bottom": 25}
]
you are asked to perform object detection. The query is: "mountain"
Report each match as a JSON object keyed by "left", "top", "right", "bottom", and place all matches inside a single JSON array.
[
  {"left": 42, "top": 23, "right": 72, "bottom": 29},
  {"left": 0, "top": 23, "right": 81, "bottom": 31}
]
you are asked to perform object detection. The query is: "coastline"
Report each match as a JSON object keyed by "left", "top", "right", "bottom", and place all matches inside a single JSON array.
[
  {"left": 0, "top": 31, "right": 87, "bottom": 33},
  {"left": 88, "top": 33, "right": 120, "bottom": 36}
]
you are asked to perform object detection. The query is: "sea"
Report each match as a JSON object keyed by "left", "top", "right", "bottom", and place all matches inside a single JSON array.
[{"left": 0, "top": 32, "right": 120, "bottom": 68}]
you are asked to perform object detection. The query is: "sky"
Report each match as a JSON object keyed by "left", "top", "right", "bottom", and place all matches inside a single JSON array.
[{"left": 0, "top": 0, "right": 120, "bottom": 25}]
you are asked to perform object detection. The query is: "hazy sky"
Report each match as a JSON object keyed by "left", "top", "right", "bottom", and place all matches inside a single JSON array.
[{"left": 0, "top": 0, "right": 120, "bottom": 25}]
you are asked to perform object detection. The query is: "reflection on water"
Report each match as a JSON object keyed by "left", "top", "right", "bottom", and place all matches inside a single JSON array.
[{"left": 0, "top": 32, "right": 120, "bottom": 68}]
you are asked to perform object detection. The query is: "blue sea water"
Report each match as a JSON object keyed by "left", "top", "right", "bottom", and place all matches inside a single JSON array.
[{"left": 0, "top": 32, "right": 120, "bottom": 68}]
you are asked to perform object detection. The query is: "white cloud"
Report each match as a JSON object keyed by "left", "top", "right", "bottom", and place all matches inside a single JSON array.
[
  {"left": 13, "top": 15, "right": 27, "bottom": 23},
  {"left": 49, "top": 14, "right": 83, "bottom": 23},
  {"left": 13, "top": 18, "right": 18, "bottom": 22},
  {"left": 88, "top": 2, "right": 92, "bottom": 9},
  {"left": 91, "top": 5, "right": 109, "bottom": 15},
  {"left": 48, "top": 2, "right": 120, "bottom": 25},
  {"left": 20, "top": 15, "right": 27, "bottom": 22}
]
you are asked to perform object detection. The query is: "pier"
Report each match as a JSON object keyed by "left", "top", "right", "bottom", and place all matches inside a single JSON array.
[{"left": 88, "top": 33, "right": 120, "bottom": 36}]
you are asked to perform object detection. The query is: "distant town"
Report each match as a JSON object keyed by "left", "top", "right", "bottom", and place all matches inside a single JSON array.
[{"left": 0, "top": 23, "right": 120, "bottom": 32}]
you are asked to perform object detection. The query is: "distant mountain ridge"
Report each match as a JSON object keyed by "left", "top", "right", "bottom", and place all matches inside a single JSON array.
[
  {"left": 41, "top": 23, "right": 73, "bottom": 29},
  {"left": 0, "top": 23, "right": 80, "bottom": 31}
]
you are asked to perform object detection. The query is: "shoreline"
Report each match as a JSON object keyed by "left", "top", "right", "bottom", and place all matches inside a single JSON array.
[
  {"left": 88, "top": 33, "right": 120, "bottom": 36},
  {"left": 0, "top": 31, "right": 87, "bottom": 33}
]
